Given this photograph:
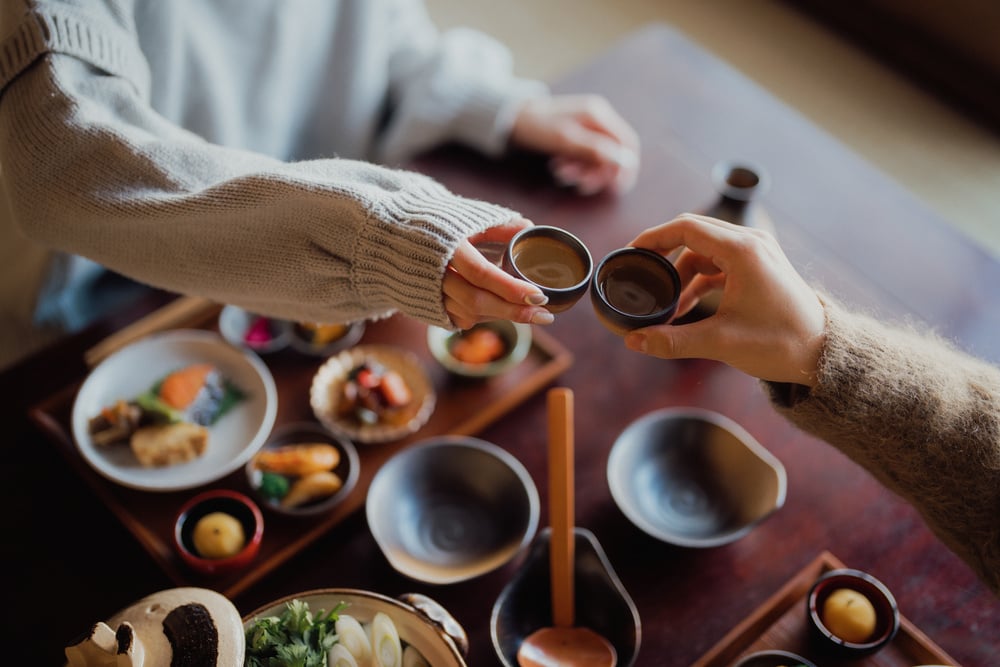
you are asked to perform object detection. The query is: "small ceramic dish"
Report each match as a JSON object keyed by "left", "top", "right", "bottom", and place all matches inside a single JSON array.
[
  {"left": 173, "top": 489, "right": 264, "bottom": 576},
  {"left": 806, "top": 568, "right": 899, "bottom": 659},
  {"left": 502, "top": 225, "right": 593, "bottom": 313},
  {"left": 733, "top": 649, "right": 818, "bottom": 667},
  {"left": 491, "top": 527, "right": 641, "bottom": 667},
  {"left": 310, "top": 344, "right": 436, "bottom": 444},
  {"left": 218, "top": 305, "right": 292, "bottom": 354},
  {"left": 289, "top": 320, "right": 366, "bottom": 357},
  {"left": 245, "top": 422, "right": 360, "bottom": 517},
  {"left": 590, "top": 247, "right": 680, "bottom": 336},
  {"left": 243, "top": 589, "right": 470, "bottom": 666},
  {"left": 366, "top": 436, "right": 540, "bottom": 584},
  {"left": 607, "top": 406, "right": 786, "bottom": 547},
  {"left": 426, "top": 321, "right": 532, "bottom": 378}
]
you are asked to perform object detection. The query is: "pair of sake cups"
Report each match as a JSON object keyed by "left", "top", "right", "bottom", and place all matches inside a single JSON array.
[{"left": 500, "top": 225, "right": 680, "bottom": 335}]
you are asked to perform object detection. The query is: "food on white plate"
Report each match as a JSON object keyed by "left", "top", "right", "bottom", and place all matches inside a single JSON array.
[
  {"left": 87, "top": 363, "right": 246, "bottom": 467},
  {"left": 130, "top": 421, "right": 209, "bottom": 467},
  {"left": 192, "top": 511, "right": 247, "bottom": 559},
  {"left": 336, "top": 360, "right": 413, "bottom": 426},
  {"left": 244, "top": 599, "right": 426, "bottom": 667},
  {"left": 65, "top": 587, "right": 244, "bottom": 666}
]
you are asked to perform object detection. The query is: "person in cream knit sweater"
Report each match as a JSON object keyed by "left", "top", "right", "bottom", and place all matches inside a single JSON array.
[
  {"left": 0, "top": 0, "right": 639, "bottom": 368},
  {"left": 627, "top": 214, "right": 1000, "bottom": 596}
]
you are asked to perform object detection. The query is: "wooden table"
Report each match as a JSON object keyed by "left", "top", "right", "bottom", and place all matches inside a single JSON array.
[{"left": 5, "top": 25, "right": 997, "bottom": 666}]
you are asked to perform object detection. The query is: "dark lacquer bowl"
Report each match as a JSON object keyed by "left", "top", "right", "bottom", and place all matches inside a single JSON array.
[
  {"left": 807, "top": 568, "right": 899, "bottom": 659},
  {"left": 734, "top": 649, "right": 818, "bottom": 667},
  {"left": 173, "top": 489, "right": 264, "bottom": 576},
  {"left": 607, "top": 407, "right": 786, "bottom": 547},
  {"left": 366, "top": 436, "right": 539, "bottom": 584},
  {"left": 590, "top": 247, "right": 681, "bottom": 336},
  {"left": 245, "top": 422, "right": 359, "bottom": 517},
  {"left": 502, "top": 225, "right": 593, "bottom": 313},
  {"left": 491, "top": 527, "right": 641, "bottom": 667}
]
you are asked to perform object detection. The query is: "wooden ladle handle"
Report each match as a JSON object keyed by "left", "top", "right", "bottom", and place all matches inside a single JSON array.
[{"left": 548, "top": 387, "right": 575, "bottom": 629}]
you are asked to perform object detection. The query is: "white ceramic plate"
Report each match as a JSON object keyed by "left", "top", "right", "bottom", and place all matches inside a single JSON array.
[
  {"left": 243, "top": 589, "right": 467, "bottom": 667},
  {"left": 71, "top": 329, "right": 277, "bottom": 491},
  {"left": 310, "top": 344, "right": 435, "bottom": 444}
]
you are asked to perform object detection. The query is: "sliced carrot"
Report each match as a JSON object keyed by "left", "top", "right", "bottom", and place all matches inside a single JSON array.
[{"left": 158, "top": 363, "right": 215, "bottom": 409}]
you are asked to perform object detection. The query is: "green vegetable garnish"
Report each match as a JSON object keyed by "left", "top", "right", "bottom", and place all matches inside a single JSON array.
[
  {"left": 245, "top": 599, "right": 349, "bottom": 667},
  {"left": 258, "top": 472, "right": 290, "bottom": 501}
]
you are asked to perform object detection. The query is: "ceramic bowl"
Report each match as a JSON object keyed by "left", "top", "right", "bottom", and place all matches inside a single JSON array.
[
  {"left": 590, "top": 247, "right": 681, "bottom": 336},
  {"left": 243, "top": 588, "right": 469, "bottom": 666},
  {"left": 173, "top": 489, "right": 264, "bottom": 576},
  {"left": 245, "top": 422, "right": 360, "bottom": 517},
  {"left": 607, "top": 407, "right": 786, "bottom": 547},
  {"left": 310, "top": 344, "right": 436, "bottom": 444},
  {"left": 289, "top": 320, "right": 366, "bottom": 357},
  {"left": 806, "top": 568, "right": 899, "bottom": 659},
  {"left": 366, "top": 436, "right": 540, "bottom": 584},
  {"left": 426, "top": 321, "right": 532, "bottom": 378},
  {"left": 491, "top": 527, "right": 641, "bottom": 667},
  {"left": 734, "top": 649, "right": 818, "bottom": 667},
  {"left": 218, "top": 305, "right": 291, "bottom": 354},
  {"left": 502, "top": 225, "right": 593, "bottom": 313}
]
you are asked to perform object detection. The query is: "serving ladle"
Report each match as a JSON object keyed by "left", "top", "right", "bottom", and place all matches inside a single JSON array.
[{"left": 516, "top": 388, "right": 617, "bottom": 667}]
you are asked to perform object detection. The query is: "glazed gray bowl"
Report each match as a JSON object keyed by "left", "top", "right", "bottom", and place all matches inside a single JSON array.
[
  {"left": 491, "top": 527, "right": 641, "bottom": 667},
  {"left": 366, "top": 436, "right": 540, "bottom": 584},
  {"left": 590, "top": 247, "right": 681, "bottom": 336},
  {"left": 607, "top": 407, "right": 786, "bottom": 547},
  {"left": 502, "top": 225, "right": 593, "bottom": 313},
  {"left": 734, "top": 649, "right": 817, "bottom": 667}
]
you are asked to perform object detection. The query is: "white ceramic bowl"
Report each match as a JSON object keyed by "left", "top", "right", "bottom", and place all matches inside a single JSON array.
[{"left": 426, "top": 321, "right": 532, "bottom": 378}]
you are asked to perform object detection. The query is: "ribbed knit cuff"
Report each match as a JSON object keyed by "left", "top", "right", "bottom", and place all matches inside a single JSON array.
[{"left": 353, "top": 171, "right": 518, "bottom": 327}]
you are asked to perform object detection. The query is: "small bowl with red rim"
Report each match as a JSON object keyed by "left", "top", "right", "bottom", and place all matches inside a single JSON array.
[
  {"left": 173, "top": 488, "right": 264, "bottom": 576},
  {"left": 806, "top": 568, "right": 899, "bottom": 658}
]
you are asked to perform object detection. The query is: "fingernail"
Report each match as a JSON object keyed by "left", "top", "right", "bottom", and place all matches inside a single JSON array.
[
  {"left": 530, "top": 310, "right": 555, "bottom": 325},
  {"left": 625, "top": 333, "right": 647, "bottom": 352},
  {"left": 525, "top": 293, "right": 549, "bottom": 306}
]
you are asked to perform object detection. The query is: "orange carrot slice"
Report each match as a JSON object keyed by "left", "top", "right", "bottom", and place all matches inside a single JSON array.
[{"left": 159, "top": 363, "right": 215, "bottom": 409}]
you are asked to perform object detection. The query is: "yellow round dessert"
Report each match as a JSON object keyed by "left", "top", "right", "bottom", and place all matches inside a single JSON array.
[
  {"left": 192, "top": 511, "right": 246, "bottom": 559},
  {"left": 822, "top": 587, "right": 877, "bottom": 643}
]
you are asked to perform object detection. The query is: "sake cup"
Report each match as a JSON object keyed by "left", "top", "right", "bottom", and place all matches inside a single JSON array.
[
  {"left": 590, "top": 247, "right": 681, "bottom": 336},
  {"left": 502, "top": 226, "right": 593, "bottom": 313}
]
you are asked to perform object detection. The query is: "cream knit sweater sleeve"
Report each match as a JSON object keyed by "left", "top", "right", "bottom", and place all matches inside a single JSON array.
[
  {"left": 0, "top": 2, "right": 523, "bottom": 329},
  {"left": 765, "top": 299, "right": 1000, "bottom": 595}
]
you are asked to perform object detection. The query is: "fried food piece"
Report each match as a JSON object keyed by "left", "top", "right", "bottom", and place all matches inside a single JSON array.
[
  {"left": 281, "top": 470, "right": 343, "bottom": 508},
  {"left": 253, "top": 443, "right": 340, "bottom": 476},
  {"left": 130, "top": 422, "right": 208, "bottom": 467}
]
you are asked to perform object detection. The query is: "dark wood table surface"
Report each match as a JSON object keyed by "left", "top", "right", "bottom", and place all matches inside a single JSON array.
[{"left": 5, "top": 25, "right": 997, "bottom": 666}]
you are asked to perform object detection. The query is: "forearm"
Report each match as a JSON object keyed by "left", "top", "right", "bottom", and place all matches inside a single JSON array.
[
  {"left": 765, "top": 299, "right": 1000, "bottom": 594},
  {"left": 2, "top": 56, "right": 516, "bottom": 328}
]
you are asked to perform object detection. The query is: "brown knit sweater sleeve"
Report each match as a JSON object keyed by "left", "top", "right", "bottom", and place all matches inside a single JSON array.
[{"left": 764, "top": 299, "right": 1000, "bottom": 595}]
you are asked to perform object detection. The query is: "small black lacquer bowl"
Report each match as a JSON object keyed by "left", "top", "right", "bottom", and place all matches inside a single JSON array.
[
  {"left": 502, "top": 225, "right": 593, "bottom": 313},
  {"left": 807, "top": 568, "right": 899, "bottom": 659},
  {"left": 491, "top": 527, "right": 641, "bottom": 667},
  {"left": 590, "top": 247, "right": 680, "bottom": 336}
]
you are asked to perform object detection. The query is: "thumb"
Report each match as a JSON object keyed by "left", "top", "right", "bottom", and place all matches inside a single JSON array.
[{"left": 624, "top": 320, "right": 715, "bottom": 361}]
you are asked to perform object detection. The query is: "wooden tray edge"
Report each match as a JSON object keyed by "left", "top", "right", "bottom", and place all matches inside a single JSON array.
[{"left": 691, "top": 550, "right": 962, "bottom": 667}]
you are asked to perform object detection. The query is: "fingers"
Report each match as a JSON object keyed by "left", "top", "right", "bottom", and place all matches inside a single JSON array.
[{"left": 444, "top": 240, "right": 553, "bottom": 328}]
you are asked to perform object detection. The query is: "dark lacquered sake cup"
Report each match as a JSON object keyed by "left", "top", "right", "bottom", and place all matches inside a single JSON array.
[
  {"left": 590, "top": 247, "right": 681, "bottom": 336},
  {"left": 502, "top": 226, "right": 594, "bottom": 313}
]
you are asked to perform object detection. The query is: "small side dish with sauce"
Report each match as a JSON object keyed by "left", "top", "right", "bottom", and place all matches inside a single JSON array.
[{"left": 250, "top": 443, "right": 344, "bottom": 509}]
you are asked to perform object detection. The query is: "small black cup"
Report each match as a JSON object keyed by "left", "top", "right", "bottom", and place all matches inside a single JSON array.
[
  {"left": 590, "top": 247, "right": 680, "bottom": 336},
  {"left": 502, "top": 226, "right": 593, "bottom": 313}
]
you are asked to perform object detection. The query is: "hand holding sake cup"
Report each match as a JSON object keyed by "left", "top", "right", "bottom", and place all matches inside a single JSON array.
[{"left": 590, "top": 247, "right": 680, "bottom": 336}]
